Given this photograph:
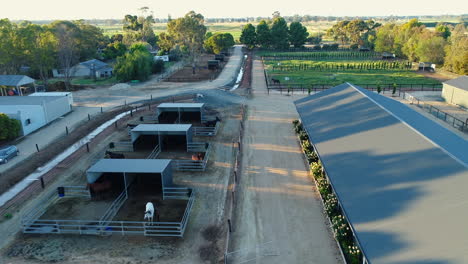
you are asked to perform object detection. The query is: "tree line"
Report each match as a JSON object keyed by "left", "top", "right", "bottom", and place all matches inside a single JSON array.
[
  {"left": 0, "top": 10, "right": 236, "bottom": 86},
  {"left": 240, "top": 13, "right": 310, "bottom": 49}
]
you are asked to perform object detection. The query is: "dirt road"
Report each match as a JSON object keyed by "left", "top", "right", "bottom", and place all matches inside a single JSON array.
[{"left": 228, "top": 60, "right": 343, "bottom": 264}]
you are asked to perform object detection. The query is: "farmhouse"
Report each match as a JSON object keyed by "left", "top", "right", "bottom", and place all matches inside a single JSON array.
[
  {"left": 53, "top": 59, "right": 113, "bottom": 78},
  {"left": 0, "top": 95, "right": 72, "bottom": 136},
  {"left": 295, "top": 83, "right": 468, "bottom": 264},
  {"left": 0, "top": 75, "right": 36, "bottom": 96},
  {"left": 156, "top": 103, "right": 205, "bottom": 123},
  {"left": 441, "top": 76, "right": 468, "bottom": 108}
]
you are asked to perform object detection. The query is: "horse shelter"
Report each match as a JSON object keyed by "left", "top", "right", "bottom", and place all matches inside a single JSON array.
[
  {"left": 156, "top": 103, "right": 206, "bottom": 124},
  {"left": 21, "top": 159, "right": 195, "bottom": 237}
]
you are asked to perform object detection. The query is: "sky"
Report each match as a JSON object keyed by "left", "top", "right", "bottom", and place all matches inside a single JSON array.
[{"left": 1, "top": 0, "right": 467, "bottom": 20}]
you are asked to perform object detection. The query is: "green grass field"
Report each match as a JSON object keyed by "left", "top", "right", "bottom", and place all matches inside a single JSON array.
[{"left": 263, "top": 52, "right": 441, "bottom": 86}]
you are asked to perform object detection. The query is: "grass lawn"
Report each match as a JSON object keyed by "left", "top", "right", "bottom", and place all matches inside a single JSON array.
[{"left": 71, "top": 76, "right": 118, "bottom": 85}]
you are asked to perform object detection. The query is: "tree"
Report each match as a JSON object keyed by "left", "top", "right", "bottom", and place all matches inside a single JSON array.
[
  {"left": 327, "top": 20, "right": 350, "bottom": 45},
  {"left": 51, "top": 21, "right": 80, "bottom": 89},
  {"left": 240, "top": 23, "right": 256, "bottom": 49},
  {"left": 157, "top": 32, "right": 174, "bottom": 53},
  {"left": 102, "top": 42, "right": 127, "bottom": 60},
  {"left": 0, "top": 19, "right": 21, "bottom": 74},
  {"left": 114, "top": 43, "right": 153, "bottom": 81},
  {"left": 204, "top": 33, "right": 235, "bottom": 54},
  {"left": 288, "top": 22, "right": 309, "bottom": 48},
  {"left": 444, "top": 24, "right": 468, "bottom": 74},
  {"left": 123, "top": 15, "right": 143, "bottom": 31},
  {"left": 415, "top": 34, "right": 446, "bottom": 64},
  {"left": 256, "top": 20, "right": 271, "bottom": 48},
  {"left": 270, "top": 16, "right": 289, "bottom": 49},
  {"left": 166, "top": 11, "right": 207, "bottom": 74},
  {"left": 0, "top": 113, "right": 21, "bottom": 140},
  {"left": 29, "top": 27, "right": 58, "bottom": 88},
  {"left": 435, "top": 23, "right": 451, "bottom": 39}
]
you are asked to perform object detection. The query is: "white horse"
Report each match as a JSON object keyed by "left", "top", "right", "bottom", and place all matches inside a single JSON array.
[{"left": 144, "top": 202, "right": 155, "bottom": 225}]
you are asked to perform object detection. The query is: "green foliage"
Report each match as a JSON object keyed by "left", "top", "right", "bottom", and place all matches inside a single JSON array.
[
  {"left": 114, "top": 43, "right": 153, "bottom": 82},
  {"left": 240, "top": 23, "right": 256, "bottom": 49},
  {"left": 123, "top": 15, "right": 142, "bottom": 31},
  {"left": 270, "top": 17, "right": 290, "bottom": 49},
  {"left": 435, "top": 23, "right": 451, "bottom": 39},
  {"left": 0, "top": 113, "right": 21, "bottom": 140},
  {"left": 444, "top": 24, "right": 468, "bottom": 74},
  {"left": 103, "top": 42, "right": 127, "bottom": 60},
  {"left": 152, "top": 59, "right": 165, "bottom": 73},
  {"left": 166, "top": 11, "right": 207, "bottom": 58},
  {"left": 256, "top": 20, "right": 271, "bottom": 48},
  {"left": 4, "top": 213, "right": 13, "bottom": 220},
  {"left": 289, "top": 22, "right": 309, "bottom": 48},
  {"left": 204, "top": 33, "right": 235, "bottom": 54},
  {"left": 377, "top": 84, "right": 382, "bottom": 93},
  {"left": 415, "top": 35, "right": 446, "bottom": 64}
]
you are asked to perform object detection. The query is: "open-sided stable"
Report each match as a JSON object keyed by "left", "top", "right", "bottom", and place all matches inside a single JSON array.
[{"left": 156, "top": 103, "right": 205, "bottom": 124}]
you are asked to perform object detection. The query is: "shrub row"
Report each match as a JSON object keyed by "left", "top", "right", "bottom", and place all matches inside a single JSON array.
[
  {"left": 262, "top": 51, "right": 380, "bottom": 60},
  {"left": 293, "top": 120, "right": 362, "bottom": 264},
  {"left": 270, "top": 61, "right": 412, "bottom": 72}
]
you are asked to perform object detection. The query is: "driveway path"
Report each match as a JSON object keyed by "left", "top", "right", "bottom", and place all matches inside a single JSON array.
[{"left": 229, "top": 59, "right": 342, "bottom": 264}]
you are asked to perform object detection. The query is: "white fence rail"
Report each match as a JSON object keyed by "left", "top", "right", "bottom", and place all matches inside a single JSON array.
[
  {"left": 147, "top": 144, "right": 161, "bottom": 159},
  {"left": 109, "top": 141, "right": 134, "bottom": 152},
  {"left": 21, "top": 186, "right": 195, "bottom": 237},
  {"left": 174, "top": 143, "right": 211, "bottom": 171},
  {"left": 193, "top": 122, "right": 219, "bottom": 136}
]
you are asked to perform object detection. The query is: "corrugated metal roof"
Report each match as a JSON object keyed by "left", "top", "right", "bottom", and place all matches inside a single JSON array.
[
  {"left": 0, "top": 75, "right": 35, "bottom": 87},
  {"left": 294, "top": 83, "right": 468, "bottom": 264},
  {"left": 0, "top": 96, "right": 63, "bottom": 106},
  {"left": 87, "top": 159, "right": 171, "bottom": 174},
  {"left": 131, "top": 124, "right": 192, "bottom": 132},
  {"left": 443, "top": 76, "right": 468, "bottom": 91},
  {"left": 157, "top": 103, "right": 204, "bottom": 108}
]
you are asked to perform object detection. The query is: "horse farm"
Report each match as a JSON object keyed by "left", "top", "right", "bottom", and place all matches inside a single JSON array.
[
  {"left": 2, "top": 96, "right": 243, "bottom": 263},
  {"left": 261, "top": 50, "right": 443, "bottom": 91}
]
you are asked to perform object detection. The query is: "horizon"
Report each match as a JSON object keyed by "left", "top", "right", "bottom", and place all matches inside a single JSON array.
[{"left": 1, "top": 0, "right": 467, "bottom": 21}]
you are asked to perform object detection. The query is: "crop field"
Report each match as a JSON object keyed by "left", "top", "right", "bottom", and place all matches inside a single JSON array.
[{"left": 263, "top": 52, "right": 442, "bottom": 86}]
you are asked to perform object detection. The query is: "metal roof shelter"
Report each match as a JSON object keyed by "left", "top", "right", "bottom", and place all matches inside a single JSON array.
[
  {"left": 443, "top": 75, "right": 468, "bottom": 92},
  {"left": 87, "top": 159, "right": 173, "bottom": 196},
  {"left": 156, "top": 103, "right": 205, "bottom": 123},
  {"left": 295, "top": 83, "right": 468, "bottom": 264},
  {"left": 0, "top": 75, "right": 36, "bottom": 96},
  {"left": 130, "top": 124, "right": 193, "bottom": 150}
]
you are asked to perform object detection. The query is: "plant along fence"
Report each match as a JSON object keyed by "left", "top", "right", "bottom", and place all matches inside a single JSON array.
[{"left": 268, "top": 61, "right": 412, "bottom": 72}]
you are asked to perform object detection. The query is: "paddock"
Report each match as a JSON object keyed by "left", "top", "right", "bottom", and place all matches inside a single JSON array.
[
  {"left": 21, "top": 159, "right": 195, "bottom": 237},
  {"left": 156, "top": 103, "right": 205, "bottom": 124},
  {"left": 130, "top": 124, "right": 193, "bottom": 152}
]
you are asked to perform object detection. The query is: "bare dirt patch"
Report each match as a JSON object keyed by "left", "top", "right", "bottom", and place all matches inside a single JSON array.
[{"left": 165, "top": 54, "right": 229, "bottom": 82}]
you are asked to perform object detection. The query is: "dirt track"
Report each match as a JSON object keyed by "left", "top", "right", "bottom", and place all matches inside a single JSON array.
[{"left": 228, "top": 60, "right": 343, "bottom": 264}]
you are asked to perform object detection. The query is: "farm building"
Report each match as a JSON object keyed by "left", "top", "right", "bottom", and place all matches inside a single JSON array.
[
  {"left": 295, "top": 83, "right": 468, "bottom": 264},
  {"left": 441, "top": 76, "right": 468, "bottom": 109},
  {"left": 53, "top": 59, "right": 113, "bottom": 78},
  {"left": 0, "top": 75, "right": 36, "bottom": 96},
  {"left": 22, "top": 158, "right": 195, "bottom": 237},
  {"left": 381, "top": 52, "right": 396, "bottom": 59},
  {"left": 86, "top": 159, "right": 173, "bottom": 199},
  {"left": 0, "top": 95, "right": 72, "bottom": 136},
  {"left": 130, "top": 124, "right": 194, "bottom": 152},
  {"left": 29, "top": 92, "right": 74, "bottom": 106},
  {"left": 418, "top": 62, "right": 436, "bottom": 72},
  {"left": 156, "top": 103, "right": 205, "bottom": 123}
]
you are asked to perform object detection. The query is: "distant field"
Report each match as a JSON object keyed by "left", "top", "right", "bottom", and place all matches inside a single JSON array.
[
  {"left": 96, "top": 21, "right": 335, "bottom": 41},
  {"left": 263, "top": 52, "right": 441, "bottom": 86}
]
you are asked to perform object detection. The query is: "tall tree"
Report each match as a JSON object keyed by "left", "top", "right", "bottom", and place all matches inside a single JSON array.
[
  {"left": 415, "top": 33, "right": 447, "bottom": 64},
  {"left": 327, "top": 20, "right": 350, "bottom": 45},
  {"left": 256, "top": 20, "right": 271, "bottom": 48},
  {"left": 288, "top": 21, "right": 309, "bottom": 48},
  {"left": 0, "top": 19, "right": 20, "bottom": 74},
  {"left": 204, "top": 33, "right": 235, "bottom": 54},
  {"left": 444, "top": 24, "right": 468, "bottom": 74},
  {"left": 270, "top": 16, "right": 289, "bottom": 49},
  {"left": 435, "top": 23, "right": 451, "bottom": 39},
  {"left": 51, "top": 21, "right": 79, "bottom": 89},
  {"left": 29, "top": 27, "right": 58, "bottom": 88},
  {"left": 167, "top": 11, "right": 207, "bottom": 74},
  {"left": 114, "top": 42, "right": 153, "bottom": 81},
  {"left": 240, "top": 23, "right": 256, "bottom": 49}
]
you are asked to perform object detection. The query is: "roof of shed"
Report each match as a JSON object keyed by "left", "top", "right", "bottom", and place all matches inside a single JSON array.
[
  {"left": 157, "top": 103, "right": 204, "bottom": 109},
  {"left": 0, "top": 96, "right": 63, "bottom": 106},
  {"left": 79, "top": 59, "right": 110, "bottom": 70},
  {"left": 443, "top": 76, "right": 468, "bottom": 91},
  {"left": 131, "top": 124, "right": 192, "bottom": 133},
  {"left": 87, "top": 159, "right": 171, "bottom": 174},
  {"left": 294, "top": 83, "right": 468, "bottom": 264},
  {"left": 0, "top": 75, "right": 35, "bottom": 87}
]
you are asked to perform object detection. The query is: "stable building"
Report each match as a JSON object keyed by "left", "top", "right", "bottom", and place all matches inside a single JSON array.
[
  {"left": 441, "top": 76, "right": 468, "bottom": 109},
  {"left": 130, "top": 124, "right": 193, "bottom": 152},
  {"left": 0, "top": 96, "right": 72, "bottom": 136},
  {"left": 295, "top": 83, "right": 468, "bottom": 264},
  {"left": 156, "top": 103, "right": 205, "bottom": 123}
]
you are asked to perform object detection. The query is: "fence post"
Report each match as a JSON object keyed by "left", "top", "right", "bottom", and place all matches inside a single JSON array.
[
  {"left": 66, "top": 126, "right": 69, "bottom": 135},
  {"left": 40, "top": 177, "right": 45, "bottom": 189},
  {"left": 36, "top": 144, "right": 40, "bottom": 152},
  {"left": 88, "top": 114, "right": 91, "bottom": 121},
  {"left": 227, "top": 219, "right": 232, "bottom": 233},
  {"left": 86, "top": 143, "right": 90, "bottom": 153},
  {"left": 101, "top": 107, "right": 103, "bottom": 113}
]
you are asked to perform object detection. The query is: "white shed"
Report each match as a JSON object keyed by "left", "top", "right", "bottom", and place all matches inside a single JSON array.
[{"left": 0, "top": 96, "right": 71, "bottom": 136}]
